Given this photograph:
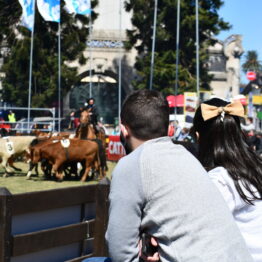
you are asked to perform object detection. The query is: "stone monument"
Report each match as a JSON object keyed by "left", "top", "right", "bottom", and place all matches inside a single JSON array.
[{"left": 223, "top": 35, "right": 244, "bottom": 98}]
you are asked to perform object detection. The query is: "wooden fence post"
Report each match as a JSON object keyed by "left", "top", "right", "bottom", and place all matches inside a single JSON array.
[
  {"left": 93, "top": 184, "right": 110, "bottom": 257},
  {"left": 0, "top": 188, "right": 13, "bottom": 262}
]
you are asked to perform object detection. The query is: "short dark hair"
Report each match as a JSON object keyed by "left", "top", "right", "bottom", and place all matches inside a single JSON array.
[
  {"left": 247, "top": 117, "right": 253, "bottom": 123},
  {"left": 88, "top": 98, "right": 95, "bottom": 103},
  {"left": 121, "top": 89, "right": 169, "bottom": 140}
]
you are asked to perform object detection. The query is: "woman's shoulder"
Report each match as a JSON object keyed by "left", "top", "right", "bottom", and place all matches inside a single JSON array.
[
  {"left": 208, "top": 166, "right": 243, "bottom": 210},
  {"left": 208, "top": 167, "right": 240, "bottom": 197},
  {"left": 208, "top": 166, "right": 231, "bottom": 183}
]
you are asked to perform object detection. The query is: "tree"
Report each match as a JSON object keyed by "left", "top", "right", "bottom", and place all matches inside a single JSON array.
[
  {"left": 0, "top": 0, "right": 98, "bottom": 110},
  {"left": 242, "top": 50, "right": 262, "bottom": 73},
  {"left": 124, "top": 0, "right": 230, "bottom": 95}
]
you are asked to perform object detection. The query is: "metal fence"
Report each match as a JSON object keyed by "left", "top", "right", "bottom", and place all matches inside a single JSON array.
[{"left": 0, "top": 106, "right": 57, "bottom": 133}]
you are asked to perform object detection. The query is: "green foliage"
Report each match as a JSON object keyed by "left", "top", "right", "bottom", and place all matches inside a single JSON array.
[
  {"left": 242, "top": 50, "right": 262, "bottom": 73},
  {"left": 125, "top": 0, "right": 230, "bottom": 95},
  {"left": 0, "top": 0, "right": 98, "bottom": 108}
]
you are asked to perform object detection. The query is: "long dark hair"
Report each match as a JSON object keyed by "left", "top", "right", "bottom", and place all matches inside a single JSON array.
[{"left": 193, "top": 98, "right": 262, "bottom": 204}]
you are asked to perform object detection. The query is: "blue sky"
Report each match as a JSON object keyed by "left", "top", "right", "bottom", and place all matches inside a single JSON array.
[{"left": 217, "top": 0, "right": 262, "bottom": 83}]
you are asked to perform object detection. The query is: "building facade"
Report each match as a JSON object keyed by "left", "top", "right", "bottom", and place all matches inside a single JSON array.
[{"left": 64, "top": 0, "right": 137, "bottom": 123}]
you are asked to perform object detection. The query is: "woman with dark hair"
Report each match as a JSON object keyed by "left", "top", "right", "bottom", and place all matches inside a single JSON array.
[{"left": 193, "top": 98, "right": 262, "bottom": 261}]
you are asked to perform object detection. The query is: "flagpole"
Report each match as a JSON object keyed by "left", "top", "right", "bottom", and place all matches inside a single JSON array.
[
  {"left": 174, "top": 0, "right": 181, "bottom": 120},
  {"left": 27, "top": 0, "right": 36, "bottom": 133},
  {"left": 118, "top": 0, "right": 122, "bottom": 129},
  {"left": 195, "top": 0, "right": 200, "bottom": 98},
  {"left": 89, "top": 16, "right": 93, "bottom": 98},
  {"left": 149, "top": 0, "right": 158, "bottom": 90},
  {"left": 58, "top": 22, "right": 61, "bottom": 132}
]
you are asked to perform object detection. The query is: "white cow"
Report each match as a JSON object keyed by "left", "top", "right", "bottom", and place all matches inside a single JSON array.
[{"left": 0, "top": 136, "right": 36, "bottom": 177}]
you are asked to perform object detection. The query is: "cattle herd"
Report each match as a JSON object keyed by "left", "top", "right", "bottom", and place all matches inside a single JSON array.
[{"left": 0, "top": 131, "right": 108, "bottom": 182}]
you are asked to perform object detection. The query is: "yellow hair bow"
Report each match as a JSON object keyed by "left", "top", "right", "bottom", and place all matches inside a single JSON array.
[{"left": 201, "top": 101, "right": 244, "bottom": 122}]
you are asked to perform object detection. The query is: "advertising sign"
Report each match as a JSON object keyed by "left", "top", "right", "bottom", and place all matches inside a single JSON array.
[
  {"left": 107, "top": 135, "right": 126, "bottom": 161},
  {"left": 184, "top": 92, "right": 198, "bottom": 128}
]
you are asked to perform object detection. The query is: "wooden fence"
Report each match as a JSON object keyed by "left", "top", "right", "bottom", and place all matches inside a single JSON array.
[{"left": 0, "top": 184, "right": 110, "bottom": 262}]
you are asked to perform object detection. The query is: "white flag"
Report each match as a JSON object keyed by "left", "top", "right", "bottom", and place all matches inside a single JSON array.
[
  {"left": 37, "top": 0, "right": 60, "bottom": 22},
  {"left": 18, "top": 0, "right": 35, "bottom": 31},
  {"left": 64, "top": 0, "right": 91, "bottom": 15}
]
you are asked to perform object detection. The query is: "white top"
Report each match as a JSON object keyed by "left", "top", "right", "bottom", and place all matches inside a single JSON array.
[
  {"left": 208, "top": 167, "right": 262, "bottom": 262},
  {"left": 241, "top": 123, "right": 255, "bottom": 132}
]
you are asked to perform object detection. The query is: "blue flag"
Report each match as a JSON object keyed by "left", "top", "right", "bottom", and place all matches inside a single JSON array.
[
  {"left": 18, "top": 0, "right": 35, "bottom": 31},
  {"left": 64, "top": 0, "right": 91, "bottom": 15},
  {"left": 37, "top": 0, "right": 60, "bottom": 22}
]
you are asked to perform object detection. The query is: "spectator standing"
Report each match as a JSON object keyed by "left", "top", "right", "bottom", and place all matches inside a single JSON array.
[
  {"left": 112, "top": 125, "right": 119, "bottom": 135},
  {"left": 167, "top": 121, "right": 174, "bottom": 137},
  {"left": 176, "top": 127, "right": 191, "bottom": 141},
  {"left": 246, "top": 129, "right": 261, "bottom": 151},
  {"left": 241, "top": 116, "right": 255, "bottom": 133},
  {"left": 173, "top": 120, "right": 182, "bottom": 140},
  {"left": 8, "top": 110, "right": 16, "bottom": 128},
  {"left": 193, "top": 98, "right": 262, "bottom": 262},
  {"left": 105, "top": 90, "right": 252, "bottom": 262},
  {"left": 69, "top": 111, "right": 75, "bottom": 129}
]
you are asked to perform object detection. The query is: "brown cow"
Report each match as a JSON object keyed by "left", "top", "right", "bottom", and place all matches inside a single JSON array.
[
  {"left": 26, "top": 137, "right": 61, "bottom": 179},
  {"left": 31, "top": 138, "right": 102, "bottom": 182},
  {"left": 27, "top": 135, "right": 80, "bottom": 179}
]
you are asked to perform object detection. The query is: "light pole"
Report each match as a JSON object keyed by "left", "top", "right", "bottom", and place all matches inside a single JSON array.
[
  {"left": 195, "top": 0, "right": 200, "bottom": 98},
  {"left": 27, "top": 0, "right": 36, "bottom": 133},
  {"left": 118, "top": 0, "right": 122, "bottom": 130},
  {"left": 174, "top": 0, "right": 181, "bottom": 119},
  {"left": 89, "top": 17, "right": 93, "bottom": 98},
  {"left": 149, "top": 0, "right": 158, "bottom": 90}
]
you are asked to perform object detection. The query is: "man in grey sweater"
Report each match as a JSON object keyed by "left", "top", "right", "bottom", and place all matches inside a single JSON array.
[{"left": 106, "top": 90, "right": 252, "bottom": 262}]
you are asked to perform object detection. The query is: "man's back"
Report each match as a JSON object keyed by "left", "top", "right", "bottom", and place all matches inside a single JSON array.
[{"left": 106, "top": 137, "right": 252, "bottom": 262}]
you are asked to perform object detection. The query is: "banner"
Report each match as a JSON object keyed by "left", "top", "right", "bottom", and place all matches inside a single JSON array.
[
  {"left": 37, "top": 0, "right": 60, "bottom": 22},
  {"left": 107, "top": 135, "right": 126, "bottom": 161},
  {"left": 18, "top": 0, "right": 35, "bottom": 31},
  {"left": 184, "top": 92, "right": 198, "bottom": 128},
  {"left": 64, "top": 0, "right": 91, "bottom": 15}
]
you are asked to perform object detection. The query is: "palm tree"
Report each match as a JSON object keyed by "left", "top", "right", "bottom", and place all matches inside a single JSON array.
[{"left": 242, "top": 50, "right": 262, "bottom": 73}]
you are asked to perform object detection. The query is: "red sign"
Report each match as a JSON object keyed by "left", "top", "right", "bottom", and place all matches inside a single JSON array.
[
  {"left": 233, "top": 95, "right": 247, "bottom": 106},
  {"left": 166, "top": 95, "right": 184, "bottom": 107},
  {"left": 107, "top": 135, "right": 126, "bottom": 161},
  {"left": 246, "top": 71, "right": 256, "bottom": 81},
  {"left": 239, "top": 97, "right": 247, "bottom": 105}
]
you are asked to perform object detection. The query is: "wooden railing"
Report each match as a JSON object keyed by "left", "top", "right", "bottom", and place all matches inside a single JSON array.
[{"left": 0, "top": 184, "right": 110, "bottom": 262}]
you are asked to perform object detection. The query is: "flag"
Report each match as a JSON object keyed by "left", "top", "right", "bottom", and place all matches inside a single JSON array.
[
  {"left": 18, "top": 0, "right": 35, "bottom": 31},
  {"left": 37, "top": 0, "right": 60, "bottom": 22},
  {"left": 64, "top": 0, "right": 91, "bottom": 15}
]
